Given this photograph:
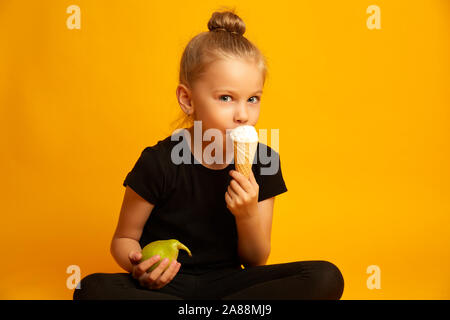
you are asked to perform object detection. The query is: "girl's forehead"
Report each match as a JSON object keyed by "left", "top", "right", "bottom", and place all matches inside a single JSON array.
[{"left": 199, "top": 58, "right": 263, "bottom": 90}]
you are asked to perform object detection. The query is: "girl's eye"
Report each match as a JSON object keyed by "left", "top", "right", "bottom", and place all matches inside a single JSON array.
[
  {"left": 219, "top": 95, "right": 232, "bottom": 102},
  {"left": 219, "top": 95, "right": 261, "bottom": 103},
  {"left": 249, "top": 96, "right": 260, "bottom": 104}
]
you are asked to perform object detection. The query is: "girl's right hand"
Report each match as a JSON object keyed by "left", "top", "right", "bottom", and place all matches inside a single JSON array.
[{"left": 129, "top": 251, "right": 181, "bottom": 290}]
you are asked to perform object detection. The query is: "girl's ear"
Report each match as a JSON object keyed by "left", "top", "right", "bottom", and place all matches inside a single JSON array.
[
  {"left": 186, "top": 100, "right": 194, "bottom": 117},
  {"left": 176, "top": 84, "right": 194, "bottom": 114}
]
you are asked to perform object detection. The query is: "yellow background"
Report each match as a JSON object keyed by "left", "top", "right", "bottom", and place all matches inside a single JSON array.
[{"left": 1, "top": 0, "right": 449, "bottom": 299}]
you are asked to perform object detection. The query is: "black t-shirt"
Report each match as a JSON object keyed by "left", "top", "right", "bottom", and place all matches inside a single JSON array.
[{"left": 123, "top": 129, "right": 288, "bottom": 274}]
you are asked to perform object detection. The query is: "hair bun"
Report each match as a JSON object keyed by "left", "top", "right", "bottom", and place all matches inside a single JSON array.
[{"left": 207, "top": 11, "right": 246, "bottom": 36}]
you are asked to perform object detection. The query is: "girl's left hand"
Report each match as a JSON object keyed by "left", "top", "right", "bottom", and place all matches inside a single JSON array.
[{"left": 225, "top": 169, "right": 259, "bottom": 220}]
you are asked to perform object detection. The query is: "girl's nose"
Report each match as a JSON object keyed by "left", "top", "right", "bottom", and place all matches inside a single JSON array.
[{"left": 234, "top": 103, "right": 248, "bottom": 123}]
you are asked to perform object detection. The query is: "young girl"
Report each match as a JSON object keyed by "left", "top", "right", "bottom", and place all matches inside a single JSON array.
[{"left": 74, "top": 10, "right": 344, "bottom": 300}]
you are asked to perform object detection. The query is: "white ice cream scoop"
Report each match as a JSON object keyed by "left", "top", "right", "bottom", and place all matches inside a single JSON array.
[{"left": 230, "top": 125, "right": 258, "bottom": 143}]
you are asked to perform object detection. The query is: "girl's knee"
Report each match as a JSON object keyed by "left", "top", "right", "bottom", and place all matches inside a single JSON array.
[
  {"left": 80, "top": 273, "right": 106, "bottom": 287},
  {"left": 73, "top": 273, "right": 110, "bottom": 300},
  {"left": 315, "top": 261, "right": 344, "bottom": 299}
]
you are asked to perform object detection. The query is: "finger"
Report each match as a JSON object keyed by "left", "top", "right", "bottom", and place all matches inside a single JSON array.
[
  {"left": 249, "top": 169, "right": 258, "bottom": 187},
  {"left": 168, "top": 262, "right": 182, "bottom": 281},
  {"left": 129, "top": 251, "right": 142, "bottom": 265},
  {"left": 158, "top": 260, "right": 179, "bottom": 284},
  {"left": 227, "top": 185, "right": 239, "bottom": 201},
  {"left": 225, "top": 191, "right": 233, "bottom": 204},
  {"left": 148, "top": 258, "right": 170, "bottom": 284},
  {"left": 163, "top": 262, "right": 181, "bottom": 287},
  {"left": 136, "top": 255, "right": 161, "bottom": 276},
  {"left": 230, "top": 179, "right": 247, "bottom": 199},
  {"left": 139, "top": 270, "right": 150, "bottom": 285},
  {"left": 229, "top": 170, "right": 252, "bottom": 193}
]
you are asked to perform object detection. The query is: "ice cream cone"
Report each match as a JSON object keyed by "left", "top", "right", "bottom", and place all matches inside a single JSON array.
[
  {"left": 233, "top": 140, "right": 258, "bottom": 178},
  {"left": 230, "top": 126, "right": 259, "bottom": 179}
]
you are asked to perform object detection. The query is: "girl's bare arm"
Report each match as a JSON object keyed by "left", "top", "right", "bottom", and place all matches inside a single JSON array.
[{"left": 110, "top": 186, "right": 155, "bottom": 272}]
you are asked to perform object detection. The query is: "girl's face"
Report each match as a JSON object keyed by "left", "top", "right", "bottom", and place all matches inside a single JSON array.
[{"left": 190, "top": 57, "right": 263, "bottom": 134}]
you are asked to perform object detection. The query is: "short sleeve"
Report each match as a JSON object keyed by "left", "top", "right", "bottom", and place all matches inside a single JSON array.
[
  {"left": 254, "top": 144, "right": 288, "bottom": 202},
  {"left": 123, "top": 147, "right": 166, "bottom": 206}
]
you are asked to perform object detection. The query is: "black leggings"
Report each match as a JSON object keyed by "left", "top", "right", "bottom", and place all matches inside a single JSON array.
[{"left": 73, "top": 260, "right": 344, "bottom": 300}]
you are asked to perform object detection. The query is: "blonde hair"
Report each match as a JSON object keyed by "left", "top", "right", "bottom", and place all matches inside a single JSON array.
[{"left": 170, "top": 9, "right": 268, "bottom": 131}]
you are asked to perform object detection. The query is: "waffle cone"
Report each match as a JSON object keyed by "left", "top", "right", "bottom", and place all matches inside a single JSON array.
[{"left": 233, "top": 140, "right": 258, "bottom": 178}]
